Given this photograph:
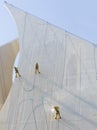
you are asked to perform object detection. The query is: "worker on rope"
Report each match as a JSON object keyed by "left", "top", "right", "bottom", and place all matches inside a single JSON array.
[
  {"left": 35, "top": 62, "right": 40, "bottom": 74},
  {"left": 14, "top": 66, "right": 21, "bottom": 78},
  {"left": 54, "top": 106, "right": 61, "bottom": 120}
]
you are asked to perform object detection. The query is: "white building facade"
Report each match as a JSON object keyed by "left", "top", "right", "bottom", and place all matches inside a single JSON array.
[{"left": 0, "top": 2, "right": 97, "bottom": 130}]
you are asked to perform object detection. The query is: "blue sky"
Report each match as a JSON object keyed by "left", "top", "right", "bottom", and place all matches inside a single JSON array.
[{"left": 0, "top": 0, "right": 97, "bottom": 46}]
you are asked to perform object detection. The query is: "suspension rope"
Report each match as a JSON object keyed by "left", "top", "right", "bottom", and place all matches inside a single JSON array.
[
  {"left": 61, "top": 31, "right": 67, "bottom": 89},
  {"left": 93, "top": 46, "right": 97, "bottom": 80},
  {"left": 14, "top": 78, "right": 23, "bottom": 130},
  {"left": 41, "top": 99, "right": 49, "bottom": 130}
]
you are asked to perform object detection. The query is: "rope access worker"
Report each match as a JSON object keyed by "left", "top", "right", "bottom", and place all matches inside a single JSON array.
[
  {"left": 14, "top": 66, "right": 21, "bottom": 78},
  {"left": 35, "top": 62, "right": 40, "bottom": 74},
  {"left": 54, "top": 106, "right": 61, "bottom": 120}
]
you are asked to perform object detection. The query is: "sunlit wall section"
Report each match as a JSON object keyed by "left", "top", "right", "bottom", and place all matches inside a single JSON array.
[{"left": 1, "top": 2, "right": 97, "bottom": 130}]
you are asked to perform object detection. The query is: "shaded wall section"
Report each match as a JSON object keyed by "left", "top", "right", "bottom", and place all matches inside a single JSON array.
[{"left": 0, "top": 39, "right": 19, "bottom": 108}]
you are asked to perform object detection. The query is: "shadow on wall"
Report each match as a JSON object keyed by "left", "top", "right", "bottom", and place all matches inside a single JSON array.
[{"left": 0, "top": 39, "right": 19, "bottom": 109}]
